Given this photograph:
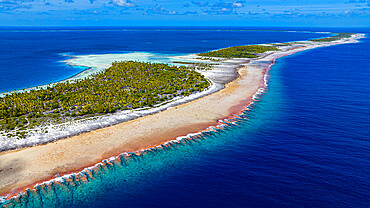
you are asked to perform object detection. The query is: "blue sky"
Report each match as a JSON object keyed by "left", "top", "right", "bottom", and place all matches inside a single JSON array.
[{"left": 0, "top": 0, "right": 369, "bottom": 27}]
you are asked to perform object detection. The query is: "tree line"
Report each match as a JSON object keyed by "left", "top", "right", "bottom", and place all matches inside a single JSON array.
[{"left": 0, "top": 61, "right": 209, "bottom": 133}]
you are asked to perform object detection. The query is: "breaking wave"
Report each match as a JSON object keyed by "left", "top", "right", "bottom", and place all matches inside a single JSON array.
[
  {"left": 0, "top": 52, "right": 243, "bottom": 152},
  {"left": 0, "top": 33, "right": 364, "bottom": 207}
]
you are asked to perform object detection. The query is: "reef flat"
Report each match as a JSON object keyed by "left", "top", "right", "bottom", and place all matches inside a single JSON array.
[
  {"left": 0, "top": 32, "right": 365, "bottom": 202},
  {"left": 0, "top": 62, "right": 209, "bottom": 139}
]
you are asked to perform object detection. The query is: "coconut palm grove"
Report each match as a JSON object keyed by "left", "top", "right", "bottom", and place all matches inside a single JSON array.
[{"left": 0, "top": 61, "right": 209, "bottom": 137}]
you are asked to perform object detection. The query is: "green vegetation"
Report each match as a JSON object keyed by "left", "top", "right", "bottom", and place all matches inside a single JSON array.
[
  {"left": 0, "top": 61, "right": 209, "bottom": 136},
  {"left": 173, "top": 61, "right": 217, "bottom": 71},
  {"left": 310, "top": 33, "right": 354, "bottom": 42},
  {"left": 198, "top": 45, "right": 280, "bottom": 58},
  {"left": 195, "top": 57, "right": 222, "bottom": 61},
  {"left": 270, "top": 42, "right": 295, "bottom": 46},
  {"left": 172, "top": 61, "right": 200, "bottom": 65}
]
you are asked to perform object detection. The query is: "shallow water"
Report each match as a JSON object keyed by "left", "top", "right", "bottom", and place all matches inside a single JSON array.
[
  {"left": 0, "top": 27, "right": 326, "bottom": 93},
  {"left": 1, "top": 28, "right": 369, "bottom": 207},
  {"left": 0, "top": 28, "right": 328, "bottom": 151}
]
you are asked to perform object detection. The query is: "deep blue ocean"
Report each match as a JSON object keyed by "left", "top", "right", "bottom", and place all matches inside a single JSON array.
[
  {"left": 0, "top": 27, "right": 327, "bottom": 93},
  {"left": 0, "top": 27, "right": 369, "bottom": 207}
]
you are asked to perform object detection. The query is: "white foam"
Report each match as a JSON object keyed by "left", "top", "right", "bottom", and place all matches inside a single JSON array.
[
  {"left": 0, "top": 51, "right": 241, "bottom": 151},
  {"left": 0, "top": 82, "right": 220, "bottom": 151},
  {"left": 1, "top": 33, "right": 364, "bottom": 200},
  {"left": 0, "top": 33, "right": 365, "bottom": 152}
]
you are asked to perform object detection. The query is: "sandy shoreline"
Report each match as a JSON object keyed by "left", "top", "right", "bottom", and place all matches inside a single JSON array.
[
  {"left": 0, "top": 34, "right": 364, "bottom": 199},
  {"left": 0, "top": 51, "right": 240, "bottom": 152}
]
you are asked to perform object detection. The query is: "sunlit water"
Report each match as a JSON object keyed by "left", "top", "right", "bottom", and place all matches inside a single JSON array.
[{"left": 1, "top": 28, "right": 369, "bottom": 207}]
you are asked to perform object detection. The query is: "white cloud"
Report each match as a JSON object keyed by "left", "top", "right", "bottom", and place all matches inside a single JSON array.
[
  {"left": 111, "top": 0, "right": 136, "bottom": 7},
  {"left": 221, "top": 7, "right": 231, "bottom": 12},
  {"left": 232, "top": 2, "right": 243, "bottom": 8},
  {"left": 146, "top": 4, "right": 178, "bottom": 15}
]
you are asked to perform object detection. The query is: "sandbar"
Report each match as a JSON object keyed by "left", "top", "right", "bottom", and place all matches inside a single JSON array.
[{"left": 0, "top": 33, "right": 364, "bottom": 198}]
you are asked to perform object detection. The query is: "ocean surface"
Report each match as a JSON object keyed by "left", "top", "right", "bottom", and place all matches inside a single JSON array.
[
  {"left": 1, "top": 27, "right": 369, "bottom": 207},
  {"left": 0, "top": 27, "right": 326, "bottom": 93}
]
